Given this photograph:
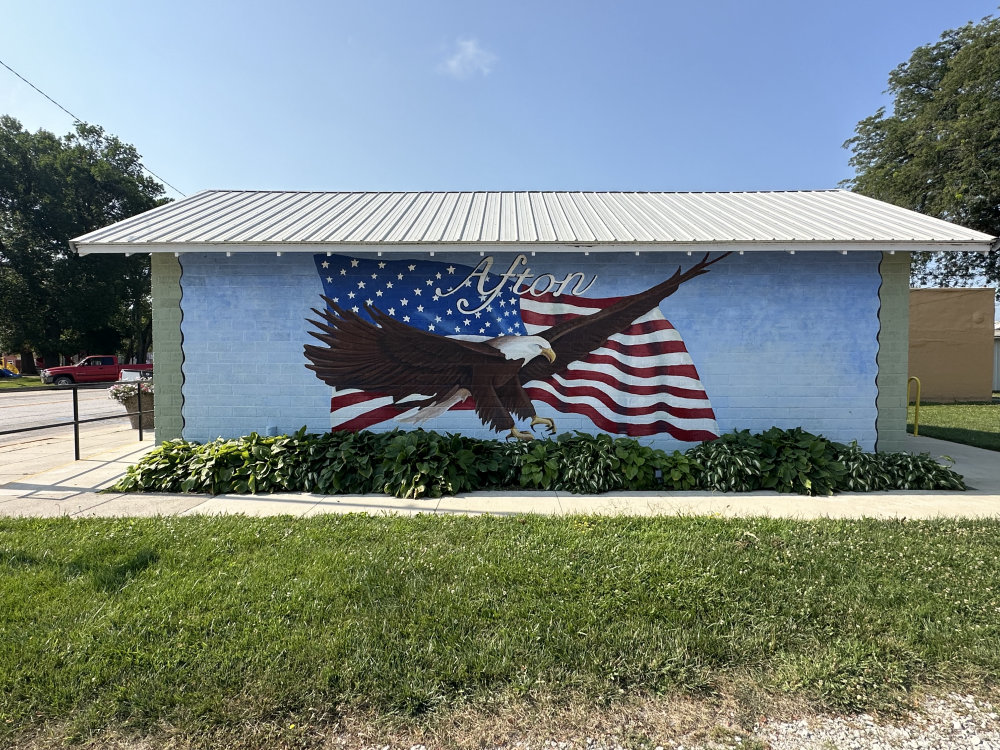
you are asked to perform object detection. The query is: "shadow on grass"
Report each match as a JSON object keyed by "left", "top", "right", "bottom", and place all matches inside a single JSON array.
[
  {"left": 907, "top": 424, "right": 1000, "bottom": 453},
  {"left": 0, "top": 549, "right": 41, "bottom": 568},
  {"left": 3, "top": 543, "right": 160, "bottom": 591},
  {"left": 66, "top": 546, "right": 160, "bottom": 591}
]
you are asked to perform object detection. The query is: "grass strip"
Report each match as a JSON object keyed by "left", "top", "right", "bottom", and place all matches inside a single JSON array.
[
  {"left": 2, "top": 514, "right": 999, "bottom": 744},
  {"left": 908, "top": 402, "right": 1000, "bottom": 451},
  {"left": 0, "top": 375, "right": 42, "bottom": 390}
]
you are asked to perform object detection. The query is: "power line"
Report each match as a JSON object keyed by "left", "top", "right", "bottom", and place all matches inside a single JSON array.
[{"left": 0, "top": 56, "right": 187, "bottom": 198}]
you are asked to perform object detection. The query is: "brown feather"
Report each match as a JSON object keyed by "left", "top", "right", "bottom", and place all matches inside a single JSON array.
[{"left": 303, "top": 299, "right": 524, "bottom": 425}]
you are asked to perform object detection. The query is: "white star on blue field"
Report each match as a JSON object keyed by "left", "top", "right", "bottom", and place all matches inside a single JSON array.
[{"left": 314, "top": 254, "right": 526, "bottom": 337}]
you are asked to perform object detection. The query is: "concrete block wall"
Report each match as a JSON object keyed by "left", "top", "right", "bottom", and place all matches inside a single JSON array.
[
  {"left": 179, "top": 253, "right": 332, "bottom": 439},
  {"left": 875, "top": 252, "right": 911, "bottom": 452},
  {"left": 175, "top": 249, "right": 884, "bottom": 451},
  {"left": 667, "top": 251, "right": 880, "bottom": 448},
  {"left": 151, "top": 253, "right": 184, "bottom": 442}
]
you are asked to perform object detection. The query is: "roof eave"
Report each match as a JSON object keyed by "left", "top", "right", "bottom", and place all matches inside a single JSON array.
[{"left": 72, "top": 239, "right": 997, "bottom": 256}]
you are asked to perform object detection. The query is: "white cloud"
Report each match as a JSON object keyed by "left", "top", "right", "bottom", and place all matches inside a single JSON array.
[{"left": 438, "top": 38, "right": 497, "bottom": 79}]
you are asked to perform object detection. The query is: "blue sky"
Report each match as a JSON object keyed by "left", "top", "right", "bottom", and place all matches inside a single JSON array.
[{"left": 1, "top": 1, "right": 997, "bottom": 198}]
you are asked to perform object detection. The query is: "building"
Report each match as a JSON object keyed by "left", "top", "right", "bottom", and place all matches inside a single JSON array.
[
  {"left": 70, "top": 190, "right": 998, "bottom": 452},
  {"left": 995, "top": 321, "right": 1000, "bottom": 393},
  {"left": 908, "top": 288, "right": 995, "bottom": 402}
]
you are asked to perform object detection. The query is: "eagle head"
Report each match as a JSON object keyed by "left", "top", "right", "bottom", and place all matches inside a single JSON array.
[{"left": 490, "top": 335, "right": 556, "bottom": 366}]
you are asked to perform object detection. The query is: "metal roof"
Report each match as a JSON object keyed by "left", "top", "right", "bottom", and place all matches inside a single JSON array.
[{"left": 70, "top": 190, "right": 998, "bottom": 253}]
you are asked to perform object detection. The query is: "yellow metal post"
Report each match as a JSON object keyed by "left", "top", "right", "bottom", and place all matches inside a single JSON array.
[{"left": 907, "top": 376, "right": 922, "bottom": 436}]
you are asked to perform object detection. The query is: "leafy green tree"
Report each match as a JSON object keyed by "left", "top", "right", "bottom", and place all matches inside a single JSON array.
[
  {"left": 843, "top": 14, "right": 1000, "bottom": 290},
  {"left": 0, "top": 116, "right": 166, "bottom": 372}
]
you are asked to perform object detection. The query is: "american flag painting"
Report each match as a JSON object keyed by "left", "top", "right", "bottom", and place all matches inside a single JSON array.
[
  {"left": 520, "top": 292, "right": 719, "bottom": 441},
  {"left": 310, "top": 253, "right": 720, "bottom": 441}
]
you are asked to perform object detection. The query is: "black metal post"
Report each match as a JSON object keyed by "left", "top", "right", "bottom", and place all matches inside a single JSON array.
[
  {"left": 137, "top": 383, "right": 144, "bottom": 441},
  {"left": 72, "top": 386, "right": 80, "bottom": 460}
]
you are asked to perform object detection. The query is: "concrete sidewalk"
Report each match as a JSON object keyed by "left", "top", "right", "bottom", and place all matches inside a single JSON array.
[{"left": 0, "top": 434, "right": 997, "bottom": 520}]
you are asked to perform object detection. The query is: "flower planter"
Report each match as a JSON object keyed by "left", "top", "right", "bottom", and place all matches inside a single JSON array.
[{"left": 121, "top": 394, "right": 154, "bottom": 430}]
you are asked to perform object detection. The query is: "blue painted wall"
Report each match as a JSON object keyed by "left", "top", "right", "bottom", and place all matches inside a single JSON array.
[{"left": 178, "top": 250, "right": 880, "bottom": 449}]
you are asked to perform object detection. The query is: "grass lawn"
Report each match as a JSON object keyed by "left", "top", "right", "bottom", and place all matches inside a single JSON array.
[
  {"left": 908, "top": 401, "right": 1000, "bottom": 451},
  {"left": 0, "top": 374, "right": 42, "bottom": 389},
  {"left": 2, "top": 515, "right": 999, "bottom": 748}
]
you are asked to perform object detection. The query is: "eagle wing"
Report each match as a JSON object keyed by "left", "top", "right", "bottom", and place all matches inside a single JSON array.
[
  {"left": 519, "top": 252, "right": 730, "bottom": 384},
  {"left": 304, "top": 298, "right": 523, "bottom": 430}
]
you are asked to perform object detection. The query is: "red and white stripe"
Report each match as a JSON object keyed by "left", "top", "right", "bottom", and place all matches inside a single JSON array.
[
  {"left": 520, "top": 292, "right": 719, "bottom": 441},
  {"left": 329, "top": 390, "right": 405, "bottom": 432}
]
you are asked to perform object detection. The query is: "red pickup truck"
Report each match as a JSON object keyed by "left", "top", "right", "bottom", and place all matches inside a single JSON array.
[{"left": 40, "top": 356, "right": 153, "bottom": 386}]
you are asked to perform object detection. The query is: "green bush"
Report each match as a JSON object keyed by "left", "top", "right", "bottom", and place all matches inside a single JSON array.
[
  {"left": 513, "top": 432, "right": 663, "bottom": 493},
  {"left": 652, "top": 450, "right": 703, "bottom": 490},
  {"left": 308, "top": 430, "right": 395, "bottom": 494},
  {"left": 112, "top": 427, "right": 966, "bottom": 499},
  {"left": 377, "top": 430, "right": 513, "bottom": 498},
  {"left": 688, "top": 427, "right": 848, "bottom": 496},
  {"left": 835, "top": 442, "right": 966, "bottom": 492},
  {"left": 686, "top": 433, "right": 765, "bottom": 493}
]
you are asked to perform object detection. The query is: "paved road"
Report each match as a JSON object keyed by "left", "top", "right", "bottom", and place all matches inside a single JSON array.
[
  {"left": 0, "top": 386, "right": 123, "bottom": 435},
  {"left": 0, "top": 386, "right": 147, "bottom": 486}
]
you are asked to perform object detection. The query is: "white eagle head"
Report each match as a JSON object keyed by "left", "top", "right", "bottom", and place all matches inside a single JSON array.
[{"left": 490, "top": 335, "right": 556, "bottom": 365}]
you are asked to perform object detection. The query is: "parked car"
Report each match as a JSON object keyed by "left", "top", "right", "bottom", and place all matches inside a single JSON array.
[{"left": 40, "top": 356, "right": 153, "bottom": 386}]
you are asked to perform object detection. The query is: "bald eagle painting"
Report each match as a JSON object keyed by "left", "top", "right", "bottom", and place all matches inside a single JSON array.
[{"left": 305, "top": 252, "right": 729, "bottom": 441}]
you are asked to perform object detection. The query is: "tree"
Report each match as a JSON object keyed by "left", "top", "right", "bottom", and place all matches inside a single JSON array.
[
  {"left": 0, "top": 117, "right": 166, "bottom": 372},
  {"left": 843, "top": 14, "right": 1000, "bottom": 291}
]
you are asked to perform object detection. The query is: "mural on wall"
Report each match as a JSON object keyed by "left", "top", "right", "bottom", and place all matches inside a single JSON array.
[{"left": 304, "top": 252, "right": 728, "bottom": 441}]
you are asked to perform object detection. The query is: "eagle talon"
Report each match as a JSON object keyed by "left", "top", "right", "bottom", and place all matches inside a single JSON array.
[
  {"left": 508, "top": 427, "right": 534, "bottom": 442},
  {"left": 530, "top": 416, "right": 556, "bottom": 435}
]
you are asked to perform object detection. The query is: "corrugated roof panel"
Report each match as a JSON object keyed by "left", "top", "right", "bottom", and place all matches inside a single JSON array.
[
  {"left": 632, "top": 193, "right": 704, "bottom": 240},
  {"left": 602, "top": 193, "right": 656, "bottom": 242},
  {"left": 581, "top": 193, "right": 638, "bottom": 241},
  {"left": 539, "top": 192, "right": 575, "bottom": 242},
  {"left": 479, "top": 192, "right": 499, "bottom": 242},
  {"left": 80, "top": 190, "right": 211, "bottom": 243},
  {"left": 742, "top": 192, "right": 838, "bottom": 240},
  {"left": 555, "top": 193, "right": 597, "bottom": 242},
  {"left": 256, "top": 192, "right": 330, "bottom": 241},
  {"left": 632, "top": 193, "right": 710, "bottom": 241},
  {"left": 821, "top": 192, "right": 900, "bottom": 239},
  {"left": 571, "top": 194, "right": 616, "bottom": 242},
  {"left": 182, "top": 191, "right": 265, "bottom": 241},
  {"left": 456, "top": 192, "right": 482, "bottom": 242},
  {"left": 402, "top": 192, "right": 446, "bottom": 242},
  {"left": 382, "top": 192, "right": 430, "bottom": 242},
  {"left": 514, "top": 192, "right": 536, "bottom": 242},
  {"left": 696, "top": 193, "right": 792, "bottom": 241},
  {"left": 215, "top": 192, "right": 314, "bottom": 242},
  {"left": 828, "top": 191, "right": 961, "bottom": 240},
  {"left": 122, "top": 190, "right": 226, "bottom": 242},
  {"left": 499, "top": 192, "right": 518, "bottom": 242},
  {"left": 707, "top": 193, "right": 784, "bottom": 240},
  {"left": 780, "top": 191, "right": 881, "bottom": 240},
  {"left": 69, "top": 190, "right": 998, "bottom": 250},
  {"left": 399, "top": 192, "right": 440, "bottom": 241},
  {"left": 221, "top": 192, "right": 315, "bottom": 241},
  {"left": 529, "top": 192, "right": 557, "bottom": 242},
  {"left": 156, "top": 191, "right": 264, "bottom": 242},
  {"left": 327, "top": 193, "right": 391, "bottom": 241},
  {"left": 283, "top": 193, "right": 358, "bottom": 242},
  {"left": 439, "top": 192, "right": 472, "bottom": 242},
  {"left": 361, "top": 193, "right": 414, "bottom": 242}
]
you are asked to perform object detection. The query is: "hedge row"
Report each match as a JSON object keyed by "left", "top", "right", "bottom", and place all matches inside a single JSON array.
[{"left": 111, "top": 427, "right": 966, "bottom": 499}]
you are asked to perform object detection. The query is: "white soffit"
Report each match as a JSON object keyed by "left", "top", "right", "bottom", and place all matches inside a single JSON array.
[{"left": 70, "top": 190, "right": 998, "bottom": 254}]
